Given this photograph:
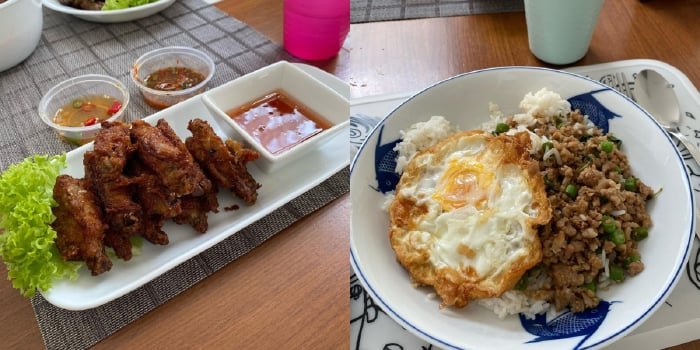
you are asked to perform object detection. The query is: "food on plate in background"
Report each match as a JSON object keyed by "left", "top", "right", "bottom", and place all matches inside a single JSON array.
[
  {"left": 58, "top": 0, "right": 158, "bottom": 11},
  {"left": 227, "top": 90, "right": 332, "bottom": 155},
  {"left": 0, "top": 0, "right": 43, "bottom": 73},
  {"left": 53, "top": 95, "right": 122, "bottom": 127},
  {"left": 145, "top": 67, "right": 206, "bottom": 91},
  {"left": 52, "top": 175, "right": 112, "bottom": 275},
  {"left": 0, "top": 117, "right": 262, "bottom": 297},
  {"left": 387, "top": 88, "right": 654, "bottom": 317}
]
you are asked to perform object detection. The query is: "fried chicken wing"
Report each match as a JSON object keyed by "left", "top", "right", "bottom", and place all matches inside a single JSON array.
[
  {"left": 85, "top": 121, "right": 142, "bottom": 261},
  {"left": 127, "top": 159, "right": 182, "bottom": 245},
  {"left": 131, "top": 119, "right": 212, "bottom": 197},
  {"left": 52, "top": 175, "right": 112, "bottom": 275},
  {"left": 185, "top": 119, "right": 261, "bottom": 204},
  {"left": 173, "top": 185, "right": 219, "bottom": 233}
]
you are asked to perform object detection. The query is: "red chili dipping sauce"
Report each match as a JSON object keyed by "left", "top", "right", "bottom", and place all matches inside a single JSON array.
[{"left": 227, "top": 90, "right": 332, "bottom": 155}]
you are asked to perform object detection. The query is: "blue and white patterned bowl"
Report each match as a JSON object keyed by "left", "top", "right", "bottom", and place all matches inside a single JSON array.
[{"left": 349, "top": 67, "right": 695, "bottom": 350}]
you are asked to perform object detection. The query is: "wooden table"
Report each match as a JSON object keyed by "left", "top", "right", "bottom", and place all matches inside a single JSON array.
[{"left": 2, "top": 0, "right": 700, "bottom": 349}]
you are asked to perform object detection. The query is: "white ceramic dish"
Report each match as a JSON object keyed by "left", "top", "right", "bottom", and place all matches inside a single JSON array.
[
  {"left": 40, "top": 62, "right": 349, "bottom": 310},
  {"left": 0, "top": 0, "right": 42, "bottom": 72},
  {"left": 42, "top": 0, "right": 175, "bottom": 23},
  {"left": 350, "top": 67, "right": 695, "bottom": 350},
  {"left": 202, "top": 61, "right": 349, "bottom": 173}
]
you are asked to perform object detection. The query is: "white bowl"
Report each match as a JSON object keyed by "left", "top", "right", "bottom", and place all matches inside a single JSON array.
[
  {"left": 202, "top": 60, "right": 349, "bottom": 173},
  {"left": 350, "top": 67, "right": 695, "bottom": 350},
  {"left": 0, "top": 0, "right": 42, "bottom": 72},
  {"left": 42, "top": 0, "right": 175, "bottom": 23}
]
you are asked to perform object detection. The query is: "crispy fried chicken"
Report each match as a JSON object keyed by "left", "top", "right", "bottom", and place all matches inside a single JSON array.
[
  {"left": 52, "top": 175, "right": 112, "bottom": 275},
  {"left": 84, "top": 121, "right": 141, "bottom": 261},
  {"left": 131, "top": 119, "right": 212, "bottom": 197},
  {"left": 185, "top": 119, "right": 261, "bottom": 204}
]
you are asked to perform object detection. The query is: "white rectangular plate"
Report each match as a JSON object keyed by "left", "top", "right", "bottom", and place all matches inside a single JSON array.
[{"left": 41, "top": 65, "right": 349, "bottom": 310}]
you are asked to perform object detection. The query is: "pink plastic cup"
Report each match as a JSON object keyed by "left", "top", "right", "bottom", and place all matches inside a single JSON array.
[{"left": 283, "top": 0, "right": 350, "bottom": 61}]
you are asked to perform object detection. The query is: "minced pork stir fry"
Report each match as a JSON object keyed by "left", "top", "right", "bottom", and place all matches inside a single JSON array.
[{"left": 496, "top": 111, "right": 654, "bottom": 312}]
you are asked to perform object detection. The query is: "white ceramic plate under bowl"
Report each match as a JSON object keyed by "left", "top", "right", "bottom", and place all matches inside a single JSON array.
[
  {"left": 350, "top": 67, "right": 695, "bottom": 350},
  {"left": 42, "top": 0, "right": 175, "bottom": 23}
]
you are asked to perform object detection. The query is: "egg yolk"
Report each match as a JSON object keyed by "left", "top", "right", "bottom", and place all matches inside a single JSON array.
[{"left": 433, "top": 162, "right": 493, "bottom": 210}]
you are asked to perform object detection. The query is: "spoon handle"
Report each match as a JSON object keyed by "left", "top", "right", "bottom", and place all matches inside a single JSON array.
[{"left": 670, "top": 130, "right": 700, "bottom": 166}]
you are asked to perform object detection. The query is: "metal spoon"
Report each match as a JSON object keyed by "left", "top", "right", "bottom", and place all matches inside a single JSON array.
[{"left": 634, "top": 69, "right": 700, "bottom": 165}]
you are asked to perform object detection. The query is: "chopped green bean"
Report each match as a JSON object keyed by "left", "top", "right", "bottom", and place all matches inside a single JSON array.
[
  {"left": 553, "top": 115, "right": 563, "bottom": 128},
  {"left": 565, "top": 184, "right": 578, "bottom": 199},
  {"left": 610, "top": 265, "right": 625, "bottom": 282},
  {"left": 610, "top": 228, "right": 626, "bottom": 245},
  {"left": 632, "top": 227, "right": 649, "bottom": 241},
  {"left": 542, "top": 141, "right": 554, "bottom": 153},
  {"left": 600, "top": 140, "right": 614, "bottom": 153},
  {"left": 624, "top": 255, "right": 641, "bottom": 268},
  {"left": 601, "top": 216, "right": 618, "bottom": 235},
  {"left": 624, "top": 177, "right": 638, "bottom": 192},
  {"left": 494, "top": 123, "right": 510, "bottom": 135},
  {"left": 583, "top": 281, "right": 597, "bottom": 293}
]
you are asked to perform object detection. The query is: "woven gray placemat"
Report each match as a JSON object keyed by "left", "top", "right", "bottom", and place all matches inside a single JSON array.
[
  {"left": 0, "top": 1, "right": 349, "bottom": 349},
  {"left": 351, "top": 0, "right": 524, "bottom": 23},
  {"left": 31, "top": 167, "right": 348, "bottom": 350},
  {"left": 0, "top": 0, "right": 293, "bottom": 170}
]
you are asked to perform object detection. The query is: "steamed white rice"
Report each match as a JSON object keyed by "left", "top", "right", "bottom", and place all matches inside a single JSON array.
[
  {"left": 478, "top": 291, "right": 551, "bottom": 320},
  {"left": 393, "top": 116, "right": 457, "bottom": 174}
]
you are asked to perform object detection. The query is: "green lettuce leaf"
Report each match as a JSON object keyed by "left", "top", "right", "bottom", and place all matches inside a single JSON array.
[
  {"left": 102, "top": 0, "right": 159, "bottom": 11},
  {"left": 0, "top": 155, "right": 81, "bottom": 297}
]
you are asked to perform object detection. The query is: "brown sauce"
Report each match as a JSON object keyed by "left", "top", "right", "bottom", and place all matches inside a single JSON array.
[
  {"left": 227, "top": 90, "right": 332, "bottom": 155},
  {"left": 144, "top": 67, "right": 205, "bottom": 91}
]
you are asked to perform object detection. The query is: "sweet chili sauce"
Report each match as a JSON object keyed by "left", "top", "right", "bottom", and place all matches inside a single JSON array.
[{"left": 226, "top": 90, "right": 332, "bottom": 155}]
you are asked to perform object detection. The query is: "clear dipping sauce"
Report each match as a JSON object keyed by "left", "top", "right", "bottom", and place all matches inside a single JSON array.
[{"left": 227, "top": 90, "right": 332, "bottom": 155}]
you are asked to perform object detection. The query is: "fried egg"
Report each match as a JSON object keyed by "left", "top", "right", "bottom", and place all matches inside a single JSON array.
[{"left": 389, "top": 131, "right": 551, "bottom": 307}]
